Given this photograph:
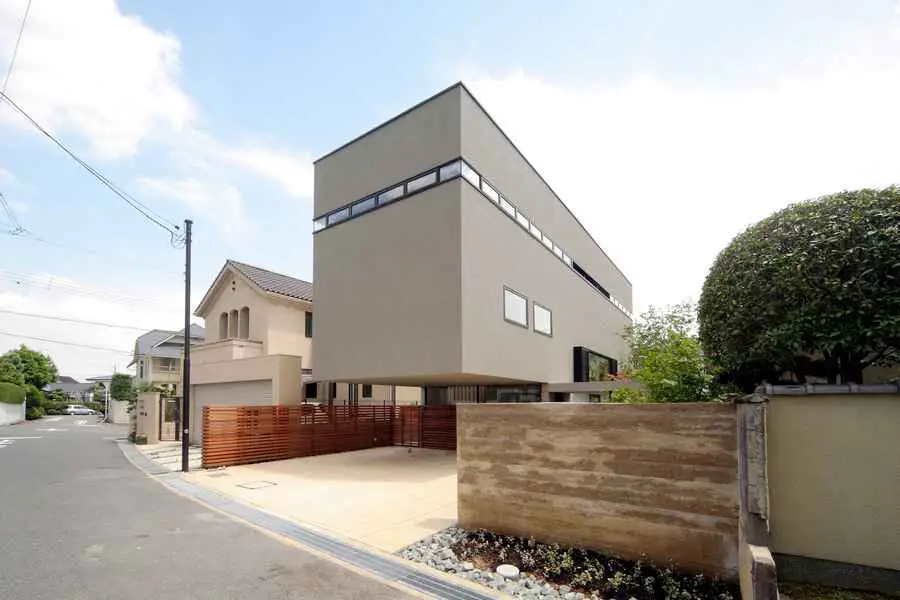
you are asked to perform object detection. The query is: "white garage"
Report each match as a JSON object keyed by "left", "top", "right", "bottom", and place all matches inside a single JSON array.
[{"left": 191, "top": 379, "right": 273, "bottom": 445}]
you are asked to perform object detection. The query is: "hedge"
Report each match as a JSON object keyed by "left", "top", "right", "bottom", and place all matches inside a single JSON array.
[{"left": 0, "top": 382, "right": 26, "bottom": 405}]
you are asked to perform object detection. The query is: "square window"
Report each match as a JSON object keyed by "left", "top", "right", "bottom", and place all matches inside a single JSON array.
[
  {"left": 352, "top": 196, "right": 376, "bottom": 215},
  {"left": 326, "top": 207, "right": 350, "bottom": 226},
  {"left": 378, "top": 185, "right": 404, "bottom": 204},
  {"left": 529, "top": 222, "right": 542, "bottom": 240},
  {"left": 481, "top": 179, "right": 499, "bottom": 202},
  {"left": 439, "top": 161, "right": 462, "bottom": 181},
  {"left": 407, "top": 171, "right": 437, "bottom": 194},
  {"left": 503, "top": 288, "right": 528, "bottom": 328},
  {"left": 499, "top": 196, "right": 516, "bottom": 217},
  {"left": 515, "top": 211, "right": 530, "bottom": 230},
  {"left": 461, "top": 162, "right": 480, "bottom": 187},
  {"left": 534, "top": 303, "right": 552, "bottom": 336}
]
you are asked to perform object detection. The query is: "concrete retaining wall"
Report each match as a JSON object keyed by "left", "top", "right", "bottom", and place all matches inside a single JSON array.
[
  {"left": 457, "top": 403, "right": 739, "bottom": 578},
  {"left": 0, "top": 401, "right": 25, "bottom": 426}
]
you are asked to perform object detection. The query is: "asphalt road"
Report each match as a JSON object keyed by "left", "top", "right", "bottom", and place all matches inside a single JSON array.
[{"left": 0, "top": 416, "right": 413, "bottom": 600}]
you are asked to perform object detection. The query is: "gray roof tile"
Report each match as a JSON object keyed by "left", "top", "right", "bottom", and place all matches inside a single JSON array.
[{"left": 230, "top": 260, "right": 313, "bottom": 302}]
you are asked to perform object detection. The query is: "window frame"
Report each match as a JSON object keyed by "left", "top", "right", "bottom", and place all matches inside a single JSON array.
[
  {"left": 533, "top": 302, "right": 553, "bottom": 337},
  {"left": 361, "top": 384, "right": 372, "bottom": 399},
  {"left": 406, "top": 171, "right": 437, "bottom": 194},
  {"left": 502, "top": 286, "right": 529, "bottom": 329},
  {"left": 304, "top": 311, "right": 313, "bottom": 338}
]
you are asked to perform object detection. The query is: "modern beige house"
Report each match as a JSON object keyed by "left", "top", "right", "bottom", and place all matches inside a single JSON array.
[
  {"left": 189, "top": 260, "right": 420, "bottom": 443},
  {"left": 312, "top": 82, "right": 633, "bottom": 402}
]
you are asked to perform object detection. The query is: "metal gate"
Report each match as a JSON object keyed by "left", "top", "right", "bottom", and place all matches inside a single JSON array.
[{"left": 159, "top": 396, "right": 179, "bottom": 441}]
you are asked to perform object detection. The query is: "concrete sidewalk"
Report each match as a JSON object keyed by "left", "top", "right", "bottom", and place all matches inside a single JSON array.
[
  {"left": 184, "top": 446, "right": 457, "bottom": 553},
  {"left": 136, "top": 441, "right": 202, "bottom": 471}
]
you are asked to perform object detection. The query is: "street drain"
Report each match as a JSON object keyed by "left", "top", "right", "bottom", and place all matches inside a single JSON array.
[{"left": 236, "top": 480, "right": 277, "bottom": 490}]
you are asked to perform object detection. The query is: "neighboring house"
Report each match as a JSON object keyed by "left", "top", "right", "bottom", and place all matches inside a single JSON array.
[
  {"left": 44, "top": 377, "right": 94, "bottom": 402},
  {"left": 86, "top": 374, "right": 130, "bottom": 424},
  {"left": 129, "top": 325, "right": 206, "bottom": 391},
  {"left": 311, "top": 82, "right": 633, "bottom": 402},
  {"left": 190, "top": 259, "right": 421, "bottom": 445}
]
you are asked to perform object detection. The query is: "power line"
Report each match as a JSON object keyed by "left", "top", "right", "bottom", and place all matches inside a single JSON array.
[
  {"left": 0, "top": 191, "right": 24, "bottom": 233},
  {"left": 0, "top": 308, "right": 149, "bottom": 331},
  {"left": 0, "top": 270, "right": 176, "bottom": 308},
  {"left": 1, "top": 0, "right": 32, "bottom": 94},
  {"left": 0, "top": 90, "right": 181, "bottom": 235},
  {"left": 0, "top": 330, "right": 132, "bottom": 356},
  {"left": 1, "top": 229, "right": 182, "bottom": 276}
]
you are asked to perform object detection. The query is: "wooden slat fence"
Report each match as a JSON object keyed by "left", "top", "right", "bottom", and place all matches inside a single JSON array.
[{"left": 202, "top": 404, "right": 457, "bottom": 468}]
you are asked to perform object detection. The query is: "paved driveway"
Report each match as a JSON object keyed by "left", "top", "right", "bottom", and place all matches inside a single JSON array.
[{"left": 186, "top": 446, "right": 457, "bottom": 552}]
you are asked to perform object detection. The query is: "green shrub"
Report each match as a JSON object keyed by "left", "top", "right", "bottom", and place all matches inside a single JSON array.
[
  {"left": 0, "top": 381, "right": 25, "bottom": 405},
  {"left": 25, "top": 406, "right": 43, "bottom": 420}
]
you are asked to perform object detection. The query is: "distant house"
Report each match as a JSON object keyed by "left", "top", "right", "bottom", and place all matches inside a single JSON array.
[
  {"left": 44, "top": 377, "right": 94, "bottom": 402},
  {"left": 129, "top": 325, "right": 206, "bottom": 392}
]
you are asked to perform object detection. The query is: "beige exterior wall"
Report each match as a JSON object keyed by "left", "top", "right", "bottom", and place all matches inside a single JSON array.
[
  {"left": 192, "top": 339, "right": 263, "bottom": 365},
  {"left": 457, "top": 403, "right": 739, "bottom": 578},
  {"left": 314, "top": 86, "right": 462, "bottom": 217},
  {"left": 191, "top": 354, "right": 302, "bottom": 406},
  {"left": 395, "top": 385, "right": 422, "bottom": 405},
  {"left": 313, "top": 181, "right": 464, "bottom": 384},
  {"left": 265, "top": 300, "right": 313, "bottom": 368},
  {"left": 458, "top": 87, "right": 631, "bottom": 313},
  {"left": 460, "top": 184, "right": 630, "bottom": 382},
  {"left": 767, "top": 393, "right": 900, "bottom": 571},
  {"left": 198, "top": 266, "right": 269, "bottom": 348}
]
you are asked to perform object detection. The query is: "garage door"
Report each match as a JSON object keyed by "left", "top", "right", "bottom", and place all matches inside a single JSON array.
[{"left": 192, "top": 380, "right": 273, "bottom": 445}]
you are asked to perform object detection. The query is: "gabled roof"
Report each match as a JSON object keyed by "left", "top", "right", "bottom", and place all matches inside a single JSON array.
[
  {"left": 131, "top": 325, "right": 205, "bottom": 364},
  {"left": 194, "top": 259, "right": 313, "bottom": 316},
  {"left": 57, "top": 375, "right": 79, "bottom": 384}
]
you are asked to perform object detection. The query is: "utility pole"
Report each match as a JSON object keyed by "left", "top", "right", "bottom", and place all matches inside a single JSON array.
[{"left": 181, "top": 219, "right": 193, "bottom": 473}]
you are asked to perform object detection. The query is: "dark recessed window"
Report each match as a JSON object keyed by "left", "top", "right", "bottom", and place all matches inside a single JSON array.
[
  {"left": 534, "top": 303, "right": 552, "bottom": 336},
  {"left": 362, "top": 384, "right": 372, "bottom": 398},
  {"left": 304, "top": 382, "right": 318, "bottom": 399},
  {"left": 352, "top": 196, "right": 376, "bottom": 216},
  {"left": 378, "top": 184, "right": 404, "bottom": 204},
  {"left": 439, "top": 160, "right": 462, "bottom": 181},
  {"left": 503, "top": 287, "right": 528, "bottom": 328},
  {"left": 305, "top": 311, "right": 313, "bottom": 338},
  {"left": 406, "top": 171, "right": 437, "bottom": 194}
]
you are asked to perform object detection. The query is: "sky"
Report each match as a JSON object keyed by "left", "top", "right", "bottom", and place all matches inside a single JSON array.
[{"left": 0, "top": 0, "right": 899, "bottom": 380}]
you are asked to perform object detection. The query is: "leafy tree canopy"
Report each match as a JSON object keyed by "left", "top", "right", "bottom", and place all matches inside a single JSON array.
[
  {"left": 699, "top": 186, "right": 900, "bottom": 387},
  {"left": 615, "top": 303, "right": 717, "bottom": 403},
  {"left": 0, "top": 381, "right": 25, "bottom": 405},
  {"left": 110, "top": 373, "right": 137, "bottom": 403},
  {"left": 0, "top": 345, "right": 58, "bottom": 389},
  {"left": 0, "top": 354, "right": 25, "bottom": 386}
]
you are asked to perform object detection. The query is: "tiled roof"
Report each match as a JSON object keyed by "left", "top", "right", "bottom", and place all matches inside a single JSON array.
[{"left": 229, "top": 260, "right": 313, "bottom": 302}]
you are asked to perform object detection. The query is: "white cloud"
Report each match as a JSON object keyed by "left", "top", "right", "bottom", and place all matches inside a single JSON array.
[
  {"left": 0, "top": 0, "right": 194, "bottom": 158},
  {"left": 138, "top": 177, "right": 248, "bottom": 237},
  {"left": 0, "top": 0, "right": 313, "bottom": 200},
  {"left": 464, "top": 57, "right": 900, "bottom": 315}
]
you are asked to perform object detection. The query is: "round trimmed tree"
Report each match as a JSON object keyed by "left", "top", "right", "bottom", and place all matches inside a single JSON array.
[{"left": 699, "top": 186, "right": 900, "bottom": 388}]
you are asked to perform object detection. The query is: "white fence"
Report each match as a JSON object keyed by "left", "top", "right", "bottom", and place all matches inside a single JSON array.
[{"left": 0, "top": 401, "right": 25, "bottom": 426}]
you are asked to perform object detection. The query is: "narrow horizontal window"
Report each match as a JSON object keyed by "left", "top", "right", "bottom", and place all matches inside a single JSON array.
[
  {"left": 407, "top": 171, "right": 437, "bottom": 194},
  {"left": 499, "top": 196, "right": 516, "bottom": 217},
  {"left": 378, "top": 184, "right": 404, "bottom": 204},
  {"left": 533, "top": 303, "right": 552, "bottom": 336},
  {"left": 326, "top": 207, "right": 350, "bottom": 226},
  {"left": 563, "top": 253, "right": 573, "bottom": 266},
  {"left": 313, "top": 217, "right": 326, "bottom": 232},
  {"left": 503, "top": 288, "right": 528, "bottom": 328},
  {"left": 351, "top": 196, "right": 376, "bottom": 216},
  {"left": 542, "top": 234, "right": 553, "bottom": 250},
  {"left": 529, "top": 222, "right": 542, "bottom": 240},
  {"left": 439, "top": 160, "right": 462, "bottom": 181},
  {"left": 515, "top": 211, "right": 530, "bottom": 230},
  {"left": 461, "top": 162, "right": 480, "bottom": 187},
  {"left": 481, "top": 179, "right": 499, "bottom": 202},
  {"left": 553, "top": 244, "right": 564, "bottom": 259}
]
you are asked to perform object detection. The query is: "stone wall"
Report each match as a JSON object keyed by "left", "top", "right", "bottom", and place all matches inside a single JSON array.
[{"left": 457, "top": 403, "right": 739, "bottom": 578}]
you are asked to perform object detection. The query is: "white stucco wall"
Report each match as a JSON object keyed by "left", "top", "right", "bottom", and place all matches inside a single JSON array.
[{"left": 0, "top": 402, "right": 25, "bottom": 426}]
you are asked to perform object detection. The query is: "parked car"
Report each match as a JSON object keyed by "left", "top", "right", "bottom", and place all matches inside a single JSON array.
[{"left": 65, "top": 404, "right": 95, "bottom": 415}]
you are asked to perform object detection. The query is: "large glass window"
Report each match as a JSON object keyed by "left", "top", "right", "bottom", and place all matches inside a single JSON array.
[
  {"left": 542, "top": 234, "right": 554, "bottom": 250},
  {"left": 461, "top": 161, "right": 480, "bottom": 187},
  {"left": 553, "top": 244, "right": 564, "bottom": 260},
  {"left": 481, "top": 179, "right": 499, "bottom": 202},
  {"left": 515, "top": 211, "right": 530, "bottom": 230},
  {"left": 529, "top": 222, "right": 542, "bottom": 240},
  {"left": 503, "top": 287, "right": 528, "bottom": 328},
  {"left": 352, "top": 196, "right": 376, "bottom": 216},
  {"left": 378, "top": 185, "right": 404, "bottom": 204},
  {"left": 499, "top": 196, "right": 516, "bottom": 217},
  {"left": 406, "top": 171, "right": 437, "bottom": 194},
  {"left": 533, "top": 303, "right": 552, "bottom": 336},
  {"left": 439, "top": 160, "right": 462, "bottom": 181}
]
